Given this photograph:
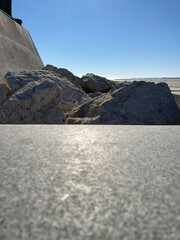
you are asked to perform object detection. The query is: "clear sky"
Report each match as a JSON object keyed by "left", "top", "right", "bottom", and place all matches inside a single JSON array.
[{"left": 13, "top": 0, "right": 180, "bottom": 79}]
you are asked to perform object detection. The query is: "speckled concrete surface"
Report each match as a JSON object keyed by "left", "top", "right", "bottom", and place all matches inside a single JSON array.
[{"left": 0, "top": 126, "right": 180, "bottom": 240}]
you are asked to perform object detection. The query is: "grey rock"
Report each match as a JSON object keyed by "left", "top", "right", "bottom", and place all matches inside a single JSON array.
[
  {"left": 4, "top": 71, "right": 46, "bottom": 94},
  {"left": 4, "top": 70, "right": 91, "bottom": 112},
  {"left": 88, "top": 92, "right": 104, "bottom": 99},
  {"left": 110, "top": 81, "right": 131, "bottom": 93},
  {"left": 0, "top": 83, "right": 11, "bottom": 106},
  {"left": 173, "top": 94, "right": 180, "bottom": 110},
  {"left": 0, "top": 79, "right": 66, "bottom": 124},
  {"left": 67, "top": 116, "right": 99, "bottom": 124},
  {"left": 43, "top": 64, "right": 82, "bottom": 89},
  {"left": 80, "top": 73, "right": 113, "bottom": 93},
  {"left": 68, "top": 81, "right": 180, "bottom": 124}
]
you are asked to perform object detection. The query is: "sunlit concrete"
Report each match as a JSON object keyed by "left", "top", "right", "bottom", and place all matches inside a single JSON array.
[
  {"left": 0, "top": 10, "right": 43, "bottom": 80},
  {"left": 0, "top": 126, "right": 180, "bottom": 239}
]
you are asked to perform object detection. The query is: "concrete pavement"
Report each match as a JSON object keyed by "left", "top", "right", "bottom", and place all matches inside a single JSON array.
[{"left": 0, "top": 126, "right": 180, "bottom": 239}]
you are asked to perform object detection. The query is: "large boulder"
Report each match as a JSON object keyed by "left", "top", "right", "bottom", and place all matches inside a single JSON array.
[
  {"left": 43, "top": 64, "right": 82, "bottom": 89},
  {"left": 0, "top": 83, "right": 11, "bottom": 106},
  {"left": 68, "top": 81, "right": 180, "bottom": 124},
  {"left": 4, "top": 70, "right": 91, "bottom": 112},
  {"left": 80, "top": 73, "right": 113, "bottom": 93},
  {"left": 0, "top": 79, "right": 66, "bottom": 124}
]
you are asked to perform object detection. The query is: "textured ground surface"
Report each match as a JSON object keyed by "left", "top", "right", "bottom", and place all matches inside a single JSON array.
[{"left": 0, "top": 126, "right": 180, "bottom": 240}]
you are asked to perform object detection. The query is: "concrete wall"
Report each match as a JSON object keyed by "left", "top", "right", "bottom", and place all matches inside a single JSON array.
[{"left": 0, "top": 10, "right": 44, "bottom": 79}]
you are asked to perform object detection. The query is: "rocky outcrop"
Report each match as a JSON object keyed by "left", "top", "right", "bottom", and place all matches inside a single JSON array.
[
  {"left": 68, "top": 81, "right": 180, "bottom": 125},
  {"left": 0, "top": 83, "right": 11, "bottom": 106},
  {"left": 1, "top": 67, "right": 180, "bottom": 125},
  {"left": 80, "top": 73, "right": 113, "bottom": 93},
  {"left": 4, "top": 70, "right": 91, "bottom": 112},
  {"left": 0, "top": 79, "right": 66, "bottom": 124},
  {"left": 43, "top": 64, "right": 82, "bottom": 89}
]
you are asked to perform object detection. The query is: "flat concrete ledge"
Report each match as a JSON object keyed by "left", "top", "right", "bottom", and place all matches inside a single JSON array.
[
  {"left": 0, "top": 10, "right": 44, "bottom": 78},
  {"left": 0, "top": 126, "right": 180, "bottom": 239}
]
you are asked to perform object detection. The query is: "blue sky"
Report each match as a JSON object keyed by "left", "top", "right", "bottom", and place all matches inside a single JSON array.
[{"left": 13, "top": 0, "right": 180, "bottom": 78}]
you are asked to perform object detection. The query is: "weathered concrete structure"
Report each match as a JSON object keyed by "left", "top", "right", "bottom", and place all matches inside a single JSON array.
[{"left": 0, "top": 9, "right": 44, "bottom": 80}]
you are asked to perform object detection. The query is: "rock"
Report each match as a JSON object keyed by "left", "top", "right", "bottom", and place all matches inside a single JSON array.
[
  {"left": 0, "top": 83, "right": 11, "bottom": 106},
  {"left": 88, "top": 92, "right": 104, "bottom": 99},
  {"left": 173, "top": 94, "right": 180, "bottom": 110},
  {"left": 43, "top": 64, "right": 57, "bottom": 72},
  {"left": 80, "top": 73, "right": 113, "bottom": 93},
  {"left": 0, "top": 79, "right": 66, "bottom": 124},
  {"left": 4, "top": 70, "right": 91, "bottom": 112},
  {"left": 43, "top": 64, "right": 82, "bottom": 89},
  {"left": 110, "top": 81, "right": 131, "bottom": 93},
  {"left": 67, "top": 116, "right": 100, "bottom": 124},
  {"left": 68, "top": 81, "right": 180, "bottom": 125},
  {"left": 4, "top": 71, "right": 46, "bottom": 94}
]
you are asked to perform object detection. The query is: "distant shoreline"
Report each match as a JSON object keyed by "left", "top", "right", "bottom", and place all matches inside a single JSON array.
[{"left": 113, "top": 77, "right": 180, "bottom": 81}]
